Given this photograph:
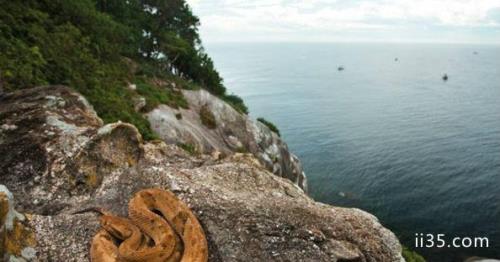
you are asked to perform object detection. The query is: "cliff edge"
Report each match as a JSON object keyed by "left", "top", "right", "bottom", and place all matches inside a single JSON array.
[
  {"left": 146, "top": 88, "right": 306, "bottom": 191},
  {"left": 0, "top": 86, "right": 404, "bottom": 261}
]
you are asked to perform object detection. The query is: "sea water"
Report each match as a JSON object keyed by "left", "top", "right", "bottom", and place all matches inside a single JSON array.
[{"left": 207, "top": 42, "right": 500, "bottom": 261}]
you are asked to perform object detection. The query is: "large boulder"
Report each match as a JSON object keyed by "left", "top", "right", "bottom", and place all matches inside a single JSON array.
[
  {"left": 147, "top": 89, "right": 307, "bottom": 191},
  {"left": 0, "top": 86, "right": 404, "bottom": 261}
]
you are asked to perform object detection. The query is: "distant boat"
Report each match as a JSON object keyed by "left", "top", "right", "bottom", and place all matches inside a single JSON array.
[
  {"left": 473, "top": 51, "right": 478, "bottom": 55},
  {"left": 338, "top": 66, "right": 344, "bottom": 71},
  {"left": 395, "top": 57, "right": 399, "bottom": 62},
  {"left": 337, "top": 191, "right": 359, "bottom": 200},
  {"left": 442, "top": 74, "right": 449, "bottom": 81}
]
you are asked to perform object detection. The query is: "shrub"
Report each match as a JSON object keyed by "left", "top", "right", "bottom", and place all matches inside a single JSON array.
[
  {"left": 135, "top": 78, "right": 188, "bottom": 112},
  {"left": 222, "top": 94, "right": 248, "bottom": 114},
  {"left": 0, "top": 0, "right": 249, "bottom": 141},
  {"left": 165, "top": 76, "right": 200, "bottom": 91},
  {"left": 257, "top": 117, "right": 281, "bottom": 137},
  {"left": 402, "top": 246, "right": 426, "bottom": 262},
  {"left": 82, "top": 83, "right": 158, "bottom": 141},
  {"left": 178, "top": 143, "right": 197, "bottom": 155},
  {"left": 199, "top": 104, "right": 217, "bottom": 129}
]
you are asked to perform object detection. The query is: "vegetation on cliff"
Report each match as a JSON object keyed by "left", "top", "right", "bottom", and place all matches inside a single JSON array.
[
  {"left": 0, "top": 0, "right": 247, "bottom": 139},
  {"left": 402, "top": 246, "right": 426, "bottom": 262},
  {"left": 199, "top": 104, "right": 217, "bottom": 129},
  {"left": 257, "top": 117, "right": 281, "bottom": 137}
]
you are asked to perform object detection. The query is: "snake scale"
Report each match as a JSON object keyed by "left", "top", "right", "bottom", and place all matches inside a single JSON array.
[{"left": 86, "top": 188, "right": 208, "bottom": 262}]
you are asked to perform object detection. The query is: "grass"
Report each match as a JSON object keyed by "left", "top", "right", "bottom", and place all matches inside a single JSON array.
[{"left": 257, "top": 117, "right": 281, "bottom": 137}]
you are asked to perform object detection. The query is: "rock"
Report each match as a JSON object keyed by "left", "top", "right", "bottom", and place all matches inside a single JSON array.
[
  {"left": 147, "top": 89, "right": 307, "bottom": 191},
  {"left": 132, "top": 95, "right": 146, "bottom": 112},
  {"left": 465, "top": 258, "right": 500, "bottom": 262},
  {"left": 0, "top": 86, "right": 404, "bottom": 261},
  {"left": 1, "top": 185, "right": 37, "bottom": 261},
  {"left": 0, "top": 86, "right": 102, "bottom": 214},
  {"left": 127, "top": 83, "right": 137, "bottom": 91}
]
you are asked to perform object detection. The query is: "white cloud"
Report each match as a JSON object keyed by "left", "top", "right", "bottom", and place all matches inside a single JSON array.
[{"left": 187, "top": 0, "right": 500, "bottom": 43}]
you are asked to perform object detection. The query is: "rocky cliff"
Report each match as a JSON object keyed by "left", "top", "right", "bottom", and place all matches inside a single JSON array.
[
  {"left": 0, "top": 86, "right": 404, "bottom": 261},
  {"left": 146, "top": 88, "right": 307, "bottom": 191}
]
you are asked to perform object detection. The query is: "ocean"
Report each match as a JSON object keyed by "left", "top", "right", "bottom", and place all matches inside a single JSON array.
[{"left": 206, "top": 42, "right": 500, "bottom": 261}]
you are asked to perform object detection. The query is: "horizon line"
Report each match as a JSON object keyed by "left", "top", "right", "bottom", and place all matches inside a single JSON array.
[{"left": 203, "top": 39, "right": 500, "bottom": 45}]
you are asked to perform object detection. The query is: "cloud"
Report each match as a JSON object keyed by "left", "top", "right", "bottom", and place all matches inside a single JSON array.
[
  {"left": 187, "top": 0, "right": 500, "bottom": 43},
  {"left": 487, "top": 7, "right": 500, "bottom": 23}
]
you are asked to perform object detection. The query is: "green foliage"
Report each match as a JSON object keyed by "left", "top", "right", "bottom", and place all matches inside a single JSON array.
[
  {"left": 0, "top": 0, "right": 249, "bottom": 141},
  {"left": 402, "top": 246, "right": 426, "bottom": 262},
  {"left": 165, "top": 75, "right": 200, "bottom": 91},
  {"left": 135, "top": 78, "right": 188, "bottom": 112},
  {"left": 100, "top": 0, "right": 236, "bottom": 99},
  {"left": 82, "top": 83, "right": 158, "bottom": 141},
  {"left": 177, "top": 143, "right": 197, "bottom": 155},
  {"left": 199, "top": 104, "right": 217, "bottom": 129},
  {"left": 222, "top": 94, "right": 249, "bottom": 114},
  {"left": 257, "top": 118, "right": 281, "bottom": 137}
]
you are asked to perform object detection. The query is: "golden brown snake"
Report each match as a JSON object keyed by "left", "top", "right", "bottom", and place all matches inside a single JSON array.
[{"left": 83, "top": 188, "right": 208, "bottom": 262}]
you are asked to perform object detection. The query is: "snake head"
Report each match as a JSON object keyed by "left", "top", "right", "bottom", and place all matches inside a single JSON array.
[{"left": 101, "top": 215, "right": 134, "bottom": 240}]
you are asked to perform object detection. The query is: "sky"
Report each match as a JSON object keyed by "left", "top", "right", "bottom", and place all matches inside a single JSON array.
[{"left": 186, "top": 0, "right": 500, "bottom": 44}]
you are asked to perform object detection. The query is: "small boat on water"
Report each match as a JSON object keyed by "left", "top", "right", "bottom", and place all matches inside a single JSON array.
[
  {"left": 442, "top": 74, "right": 449, "bottom": 81},
  {"left": 338, "top": 66, "right": 344, "bottom": 71}
]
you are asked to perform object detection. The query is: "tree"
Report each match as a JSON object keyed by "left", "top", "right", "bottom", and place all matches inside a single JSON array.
[{"left": 0, "top": 0, "right": 248, "bottom": 139}]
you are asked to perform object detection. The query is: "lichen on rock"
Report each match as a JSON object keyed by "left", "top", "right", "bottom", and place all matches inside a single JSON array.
[
  {"left": 68, "top": 122, "right": 143, "bottom": 192},
  {"left": 1, "top": 185, "right": 37, "bottom": 262}
]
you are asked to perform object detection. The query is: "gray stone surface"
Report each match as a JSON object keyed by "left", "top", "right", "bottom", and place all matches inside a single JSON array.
[
  {"left": 0, "top": 86, "right": 404, "bottom": 261},
  {"left": 147, "top": 89, "right": 307, "bottom": 190}
]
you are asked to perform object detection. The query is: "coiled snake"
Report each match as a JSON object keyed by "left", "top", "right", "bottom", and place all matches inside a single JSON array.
[{"left": 82, "top": 188, "right": 208, "bottom": 262}]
